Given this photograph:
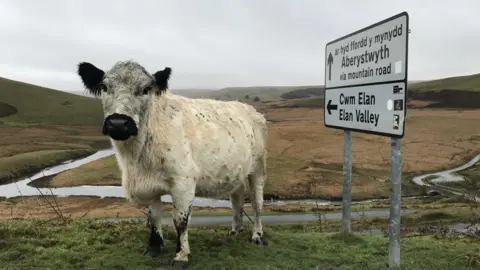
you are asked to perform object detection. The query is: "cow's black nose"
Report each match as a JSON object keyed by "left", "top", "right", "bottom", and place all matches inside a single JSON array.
[{"left": 102, "top": 113, "right": 138, "bottom": 141}]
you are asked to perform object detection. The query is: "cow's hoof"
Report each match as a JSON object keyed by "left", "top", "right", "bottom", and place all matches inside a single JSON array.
[
  {"left": 171, "top": 260, "right": 189, "bottom": 268},
  {"left": 142, "top": 245, "right": 162, "bottom": 257},
  {"left": 251, "top": 232, "right": 266, "bottom": 245},
  {"left": 228, "top": 228, "right": 243, "bottom": 236}
]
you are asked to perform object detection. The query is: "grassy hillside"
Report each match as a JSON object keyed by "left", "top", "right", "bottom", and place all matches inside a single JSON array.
[
  {"left": 409, "top": 73, "right": 480, "bottom": 92},
  {"left": 182, "top": 85, "right": 322, "bottom": 102},
  {"left": 170, "top": 75, "right": 478, "bottom": 103},
  {"left": 0, "top": 77, "right": 108, "bottom": 184},
  {"left": 269, "top": 74, "right": 480, "bottom": 109},
  {"left": 0, "top": 77, "right": 103, "bottom": 126}
]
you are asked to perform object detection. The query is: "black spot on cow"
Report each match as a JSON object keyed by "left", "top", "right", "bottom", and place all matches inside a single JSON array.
[
  {"left": 173, "top": 205, "right": 193, "bottom": 253},
  {"left": 143, "top": 210, "right": 165, "bottom": 257}
]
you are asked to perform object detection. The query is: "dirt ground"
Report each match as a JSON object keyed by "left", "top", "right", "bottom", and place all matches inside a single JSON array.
[{"left": 0, "top": 195, "right": 326, "bottom": 220}]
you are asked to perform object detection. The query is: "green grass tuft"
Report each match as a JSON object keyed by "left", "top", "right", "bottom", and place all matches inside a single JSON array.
[{"left": 0, "top": 220, "right": 479, "bottom": 269}]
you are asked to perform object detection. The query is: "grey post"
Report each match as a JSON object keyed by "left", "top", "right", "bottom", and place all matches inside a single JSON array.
[
  {"left": 341, "top": 130, "right": 353, "bottom": 234},
  {"left": 388, "top": 137, "right": 402, "bottom": 267}
]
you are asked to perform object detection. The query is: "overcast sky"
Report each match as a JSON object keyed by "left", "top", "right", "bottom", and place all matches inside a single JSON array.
[{"left": 0, "top": 0, "right": 479, "bottom": 91}]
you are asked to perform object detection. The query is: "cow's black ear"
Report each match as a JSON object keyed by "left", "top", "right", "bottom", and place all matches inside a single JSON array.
[
  {"left": 78, "top": 62, "right": 105, "bottom": 97},
  {"left": 153, "top": 67, "right": 171, "bottom": 95}
]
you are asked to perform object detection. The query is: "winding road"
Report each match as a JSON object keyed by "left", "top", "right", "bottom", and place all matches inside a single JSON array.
[
  {"left": 412, "top": 154, "right": 480, "bottom": 203},
  {"left": 99, "top": 209, "right": 416, "bottom": 226}
]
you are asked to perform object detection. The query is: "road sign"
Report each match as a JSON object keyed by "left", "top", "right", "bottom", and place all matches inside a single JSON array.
[
  {"left": 324, "top": 12, "right": 409, "bottom": 138},
  {"left": 322, "top": 11, "right": 409, "bottom": 269},
  {"left": 325, "top": 82, "right": 406, "bottom": 137}
]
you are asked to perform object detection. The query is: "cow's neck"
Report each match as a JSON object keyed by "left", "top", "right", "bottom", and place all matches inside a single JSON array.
[{"left": 110, "top": 127, "right": 147, "bottom": 161}]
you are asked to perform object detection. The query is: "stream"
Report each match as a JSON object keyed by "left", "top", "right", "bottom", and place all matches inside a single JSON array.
[{"left": 0, "top": 149, "right": 478, "bottom": 208}]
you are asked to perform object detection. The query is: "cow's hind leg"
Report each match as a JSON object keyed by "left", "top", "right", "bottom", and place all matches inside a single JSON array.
[
  {"left": 248, "top": 162, "right": 266, "bottom": 245},
  {"left": 229, "top": 186, "right": 245, "bottom": 235},
  {"left": 143, "top": 199, "right": 165, "bottom": 257},
  {"left": 171, "top": 178, "right": 195, "bottom": 268}
]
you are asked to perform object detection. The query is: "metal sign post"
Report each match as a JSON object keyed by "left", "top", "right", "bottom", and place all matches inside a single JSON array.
[
  {"left": 342, "top": 130, "right": 353, "bottom": 234},
  {"left": 323, "top": 11, "right": 409, "bottom": 268}
]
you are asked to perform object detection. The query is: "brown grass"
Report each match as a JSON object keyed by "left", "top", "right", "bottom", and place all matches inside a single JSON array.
[
  {"left": 0, "top": 125, "right": 110, "bottom": 184},
  {"left": 31, "top": 107, "right": 480, "bottom": 200},
  {"left": 0, "top": 195, "right": 314, "bottom": 220},
  {"left": 0, "top": 149, "right": 96, "bottom": 182},
  {"left": 44, "top": 154, "right": 121, "bottom": 187}
]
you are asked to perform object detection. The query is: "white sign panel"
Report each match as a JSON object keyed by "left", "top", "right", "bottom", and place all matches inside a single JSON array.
[
  {"left": 324, "top": 82, "right": 406, "bottom": 136},
  {"left": 324, "top": 12, "right": 409, "bottom": 138},
  {"left": 325, "top": 12, "right": 408, "bottom": 88}
]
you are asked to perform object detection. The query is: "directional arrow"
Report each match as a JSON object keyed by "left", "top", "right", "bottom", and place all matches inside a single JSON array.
[
  {"left": 327, "top": 53, "right": 334, "bottom": 81},
  {"left": 326, "top": 100, "right": 338, "bottom": 115}
]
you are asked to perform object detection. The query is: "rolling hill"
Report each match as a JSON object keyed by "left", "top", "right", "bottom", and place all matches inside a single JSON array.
[
  {"left": 176, "top": 85, "right": 323, "bottom": 102},
  {"left": 264, "top": 74, "right": 480, "bottom": 109},
  {"left": 409, "top": 73, "right": 480, "bottom": 92},
  {"left": 0, "top": 77, "right": 103, "bottom": 126},
  {"left": 1, "top": 70, "right": 479, "bottom": 127},
  {"left": 168, "top": 77, "right": 471, "bottom": 103}
]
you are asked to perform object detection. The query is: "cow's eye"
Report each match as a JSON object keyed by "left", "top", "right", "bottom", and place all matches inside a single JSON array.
[
  {"left": 143, "top": 86, "right": 152, "bottom": 95},
  {"left": 99, "top": 83, "right": 107, "bottom": 92}
]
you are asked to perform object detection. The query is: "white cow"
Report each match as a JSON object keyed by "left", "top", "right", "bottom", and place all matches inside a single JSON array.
[{"left": 77, "top": 60, "right": 267, "bottom": 268}]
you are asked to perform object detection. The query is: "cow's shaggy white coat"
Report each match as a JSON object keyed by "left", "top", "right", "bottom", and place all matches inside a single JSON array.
[{"left": 77, "top": 60, "right": 267, "bottom": 267}]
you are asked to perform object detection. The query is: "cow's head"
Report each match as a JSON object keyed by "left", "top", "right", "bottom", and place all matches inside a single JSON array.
[{"left": 77, "top": 61, "right": 171, "bottom": 141}]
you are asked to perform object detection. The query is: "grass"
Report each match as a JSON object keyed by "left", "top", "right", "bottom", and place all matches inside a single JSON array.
[
  {"left": 266, "top": 97, "right": 324, "bottom": 109},
  {"left": 30, "top": 154, "right": 120, "bottom": 188},
  {"left": 0, "top": 77, "right": 110, "bottom": 184},
  {"left": 0, "top": 77, "right": 103, "bottom": 126},
  {"left": 409, "top": 73, "right": 480, "bottom": 92},
  {"left": 0, "top": 149, "right": 95, "bottom": 184},
  {"left": 0, "top": 126, "right": 110, "bottom": 185},
  {"left": 0, "top": 219, "right": 478, "bottom": 269}
]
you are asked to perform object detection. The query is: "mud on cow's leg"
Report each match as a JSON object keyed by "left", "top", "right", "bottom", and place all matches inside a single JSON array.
[
  {"left": 248, "top": 165, "right": 266, "bottom": 245},
  {"left": 143, "top": 199, "right": 165, "bottom": 257},
  {"left": 171, "top": 179, "right": 196, "bottom": 268},
  {"left": 229, "top": 186, "right": 245, "bottom": 235}
]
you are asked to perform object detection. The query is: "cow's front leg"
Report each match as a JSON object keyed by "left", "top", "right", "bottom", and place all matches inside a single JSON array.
[
  {"left": 143, "top": 198, "right": 165, "bottom": 257},
  {"left": 248, "top": 165, "right": 266, "bottom": 245},
  {"left": 170, "top": 178, "right": 195, "bottom": 268}
]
